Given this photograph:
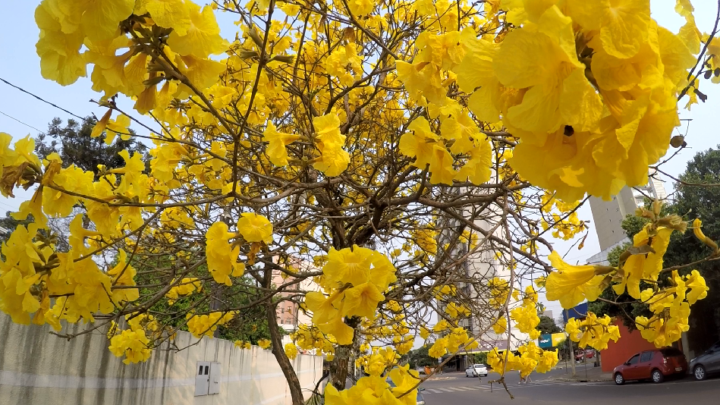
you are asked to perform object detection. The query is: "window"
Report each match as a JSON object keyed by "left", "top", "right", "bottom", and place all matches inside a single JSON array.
[
  {"left": 627, "top": 354, "right": 640, "bottom": 365},
  {"left": 640, "top": 352, "right": 653, "bottom": 362}
]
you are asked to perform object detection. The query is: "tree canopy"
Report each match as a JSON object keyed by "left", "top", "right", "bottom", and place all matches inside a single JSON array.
[{"left": 35, "top": 117, "right": 148, "bottom": 177}]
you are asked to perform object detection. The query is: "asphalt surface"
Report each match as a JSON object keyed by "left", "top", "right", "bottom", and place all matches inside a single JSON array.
[{"left": 420, "top": 368, "right": 720, "bottom": 405}]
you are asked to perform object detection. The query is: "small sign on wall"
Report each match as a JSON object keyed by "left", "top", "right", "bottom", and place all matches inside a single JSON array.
[{"left": 195, "top": 361, "right": 221, "bottom": 396}]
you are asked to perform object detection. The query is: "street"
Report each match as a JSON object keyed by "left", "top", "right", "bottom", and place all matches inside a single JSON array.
[{"left": 420, "top": 368, "right": 720, "bottom": 405}]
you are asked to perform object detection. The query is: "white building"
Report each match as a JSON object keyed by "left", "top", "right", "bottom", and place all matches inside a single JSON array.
[
  {"left": 439, "top": 206, "right": 528, "bottom": 353},
  {"left": 587, "top": 177, "right": 667, "bottom": 265}
]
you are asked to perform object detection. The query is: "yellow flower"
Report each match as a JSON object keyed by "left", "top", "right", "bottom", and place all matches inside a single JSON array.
[
  {"left": 187, "top": 312, "right": 235, "bottom": 338},
  {"left": 284, "top": 343, "right": 298, "bottom": 359},
  {"left": 388, "top": 365, "right": 419, "bottom": 405},
  {"left": 35, "top": 1, "right": 87, "bottom": 85},
  {"left": 399, "top": 118, "right": 455, "bottom": 185},
  {"left": 237, "top": 212, "right": 273, "bottom": 244},
  {"left": 488, "top": 277, "right": 509, "bottom": 308},
  {"left": 107, "top": 250, "right": 139, "bottom": 304},
  {"left": 546, "top": 251, "right": 602, "bottom": 309},
  {"left": 342, "top": 282, "right": 385, "bottom": 319},
  {"left": 536, "top": 350, "right": 559, "bottom": 373},
  {"left": 686, "top": 270, "right": 709, "bottom": 304},
  {"left": 428, "top": 337, "right": 448, "bottom": 358},
  {"left": 145, "top": 0, "right": 192, "bottom": 35},
  {"left": 205, "top": 222, "right": 240, "bottom": 286},
  {"left": 433, "top": 319, "right": 451, "bottom": 333},
  {"left": 566, "top": 312, "right": 620, "bottom": 351},
  {"left": 412, "top": 227, "right": 438, "bottom": 256},
  {"left": 565, "top": 0, "right": 651, "bottom": 59},
  {"left": 109, "top": 329, "right": 151, "bottom": 364},
  {"left": 523, "top": 285, "right": 538, "bottom": 305},
  {"left": 312, "top": 113, "right": 349, "bottom": 177},
  {"left": 419, "top": 326, "right": 431, "bottom": 340},
  {"left": 258, "top": 339, "right": 271, "bottom": 349},
  {"left": 619, "top": 227, "right": 674, "bottom": 299},
  {"left": 492, "top": 316, "right": 507, "bottom": 334},
  {"left": 693, "top": 218, "right": 718, "bottom": 251},
  {"left": 167, "top": 2, "right": 226, "bottom": 58},
  {"left": 511, "top": 303, "right": 540, "bottom": 334},
  {"left": 165, "top": 278, "right": 202, "bottom": 305},
  {"left": 262, "top": 122, "right": 301, "bottom": 167}
]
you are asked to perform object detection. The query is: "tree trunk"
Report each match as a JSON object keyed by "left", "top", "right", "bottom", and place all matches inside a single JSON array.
[
  {"left": 266, "top": 301, "right": 306, "bottom": 405},
  {"left": 329, "top": 319, "right": 360, "bottom": 390},
  {"left": 330, "top": 345, "right": 351, "bottom": 390},
  {"left": 263, "top": 266, "right": 305, "bottom": 405}
]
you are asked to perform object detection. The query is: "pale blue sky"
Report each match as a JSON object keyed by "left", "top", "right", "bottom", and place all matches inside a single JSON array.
[{"left": 1, "top": 1, "right": 719, "bottom": 319}]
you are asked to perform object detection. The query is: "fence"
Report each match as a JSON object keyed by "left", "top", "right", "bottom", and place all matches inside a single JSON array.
[{"left": 0, "top": 314, "right": 323, "bottom": 405}]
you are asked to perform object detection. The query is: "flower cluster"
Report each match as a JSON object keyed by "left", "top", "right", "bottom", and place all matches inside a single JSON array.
[
  {"left": 566, "top": 312, "right": 621, "bottom": 351},
  {"left": 487, "top": 342, "right": 559, "bottom": 378},
  {"left": 510, "top": 287, "right": 541, "bottom": 340},
  {"left": 108, "top": 313, "right": 160, "bottom": 364},
  {"left": 165, "top": 278, "right": 203, "bottom": 305},
  {"left": 186, "top": 311, "right": 235, "bottom": 339},
  {"left": 636, "top": 269, "right": 709, "bottom": 347},
  {"left": 290, "top": 324, "right": 336, "bottom": 360},
  {"left": 325, "top": 364, "right": 419, "bottom": 405},
  {"left": 305, "top": 245, "right": 397, "bottom": 345}
]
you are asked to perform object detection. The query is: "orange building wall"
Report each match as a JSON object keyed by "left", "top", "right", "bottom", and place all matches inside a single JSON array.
[{"left": 601, "top": 319, "right": 657, "bottom": 372}]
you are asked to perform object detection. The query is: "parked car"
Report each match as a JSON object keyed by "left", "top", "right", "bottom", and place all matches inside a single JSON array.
[
  {"left": 576, "top": 349, "right": 596, "bottom": 362},
  {"left": 386, "top": 378, "right": 425, "bottom": 405},
  {"left": 465, "top": 364, "right": 488, "bottom": 377},
  {"left": 690, "top": 340, "right": 720, "bottom": 380},
  {"left": 613, "top": 348, "right": 688, "bottom": 385}
]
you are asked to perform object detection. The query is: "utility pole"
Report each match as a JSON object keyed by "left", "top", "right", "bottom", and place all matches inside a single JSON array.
[{"left": 566, "top": 309, "right": 576, "bottom": 377}]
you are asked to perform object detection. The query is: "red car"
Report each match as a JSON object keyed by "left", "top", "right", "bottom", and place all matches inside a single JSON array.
[
  {"left": 613, "top": 348, "right": 688, "bottom": 384},
  {"left": 576, "top": 349, "right": 596, "bottom": 361}
]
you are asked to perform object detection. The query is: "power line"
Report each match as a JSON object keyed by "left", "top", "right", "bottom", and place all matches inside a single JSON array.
[
  {"left": 0, "top": 77, "right": 86, "bottom": 121},
  {"left": 0, "top": 109, "right": 43, "bottom": 133}
]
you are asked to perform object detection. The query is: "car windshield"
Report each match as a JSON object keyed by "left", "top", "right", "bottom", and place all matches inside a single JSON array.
[{"left": 474, "top": 364, "right": 486, "bottom": 368}]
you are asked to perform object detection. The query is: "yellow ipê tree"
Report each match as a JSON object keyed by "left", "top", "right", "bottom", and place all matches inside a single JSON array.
[{"left": 0, "top": 0, "right": 719, "bottom": 403}]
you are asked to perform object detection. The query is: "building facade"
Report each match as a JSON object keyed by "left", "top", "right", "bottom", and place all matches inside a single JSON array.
[{"left": 588, "top": 178, "right": 667, "bottom": 264}]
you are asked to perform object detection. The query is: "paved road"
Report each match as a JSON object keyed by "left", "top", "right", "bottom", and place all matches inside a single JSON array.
[{"left": 420, "top": 369, "right": 720, "bottom": 405}]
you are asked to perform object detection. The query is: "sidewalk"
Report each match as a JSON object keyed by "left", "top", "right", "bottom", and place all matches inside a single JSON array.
[{"left": 552, "top": 363, "right": 613, "bottom": 382}]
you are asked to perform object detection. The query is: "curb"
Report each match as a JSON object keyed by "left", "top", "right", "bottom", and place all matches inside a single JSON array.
[{"left": 552, "top": 377, "right": 612, "bottom": 383}]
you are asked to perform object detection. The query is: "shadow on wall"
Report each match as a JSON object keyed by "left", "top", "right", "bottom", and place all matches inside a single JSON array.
[{"left": 0, "top": 314, "right": 323, "bottom": 405}]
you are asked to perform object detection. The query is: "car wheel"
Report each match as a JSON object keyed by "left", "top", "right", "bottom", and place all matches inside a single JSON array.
[
  {"left": 614, "top": 373, "right": 625, "bottom": 385},
  {"left": 651, "top": 369, "right": 664, "bottom": 383},
  {"left": 694, "top": 365, "right": 707, "bottom": 381}
]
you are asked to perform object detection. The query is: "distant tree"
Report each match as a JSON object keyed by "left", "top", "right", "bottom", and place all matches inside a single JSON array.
[
  {"left": 35, "top": 117, "right": 148, "bottom": 177},
  {"left": 468, "top": 352, "right": 488, "bottom": 365},
  {"left": 537, "top": 316, "right": 562, "bottom": 335},
  {"left": 665, "top": 146, "right": 720, "bottom": 352},
  {"left": 406, "top": 346, "right": 436, "bottom": 369},
  {"left": 0, "top": 117, "right": 148, "bottom": 246}
]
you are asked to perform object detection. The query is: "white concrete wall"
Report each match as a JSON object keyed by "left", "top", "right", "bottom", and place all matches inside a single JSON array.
[{"left": 0, "top": 314, "right": 323, "bottom": 405}]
